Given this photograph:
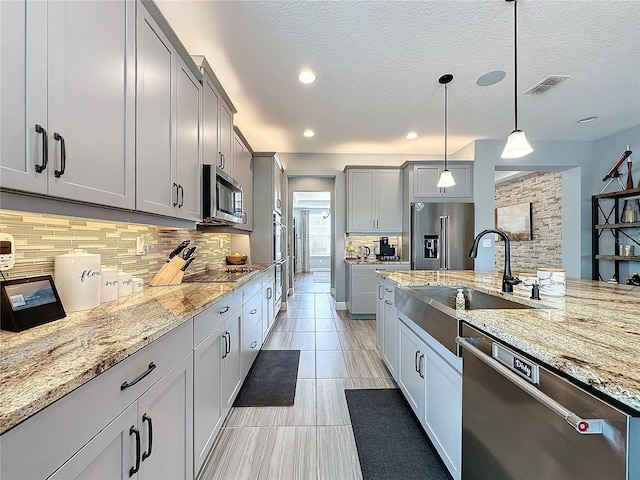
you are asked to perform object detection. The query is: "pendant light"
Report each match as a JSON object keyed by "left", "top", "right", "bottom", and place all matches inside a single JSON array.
[
  {"left": 437, "top": 74, "right": 456, "bottom": 188},
  {"left": 501, "top": 0, "right": 533, "bottom": 159}
]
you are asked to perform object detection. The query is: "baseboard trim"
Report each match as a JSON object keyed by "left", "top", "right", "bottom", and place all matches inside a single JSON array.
[{"left": 334, "top": 301, "right": 347, "bottom": 311}]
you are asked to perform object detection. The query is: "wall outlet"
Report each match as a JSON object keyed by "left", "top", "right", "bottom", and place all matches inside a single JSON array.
[
  {"left": 136, "top": 236, "right": 146, "bottom": 255},
  {"left": 482, "top": 238, "right": 492, "bottom": 248}
]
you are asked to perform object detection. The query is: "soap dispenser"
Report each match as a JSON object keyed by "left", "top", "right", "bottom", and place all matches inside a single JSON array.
[{"left": 455, "top": 288, "right": 466, "bottom": 311}]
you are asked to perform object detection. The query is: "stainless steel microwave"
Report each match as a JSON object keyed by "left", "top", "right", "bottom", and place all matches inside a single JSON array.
[{"left": 202, "top": 165, "right": 244, "bottom": 224}]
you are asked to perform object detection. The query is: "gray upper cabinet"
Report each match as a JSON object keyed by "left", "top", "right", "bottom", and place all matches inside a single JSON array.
[
  {"left": 0, "top": 0, "right": 135, "bottom": 209},
  {"left": 136, "top": 2, "right": 201, "bottom": 221},
  {"left": 233, "top": 129, "right": 254, "bottom": 231},
  {"left": 410, "top": 162, "right": 473, "bottom": 201},
  {"left": 194, "top": 56, "right": 237, "bottom": 181},
  {"left": 346, "top": 167, "right": 403, "bottom": 234}
]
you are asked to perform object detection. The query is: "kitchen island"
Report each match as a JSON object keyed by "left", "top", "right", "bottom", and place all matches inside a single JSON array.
[{"left": 377, "top": 269, "right": 640, "bottom": 413}]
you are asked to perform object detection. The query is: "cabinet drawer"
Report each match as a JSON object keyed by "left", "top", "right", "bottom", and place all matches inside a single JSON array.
[
  {"left": 242, "top": 317, "right": 263, "bottom": 376},
  {"left": 1, "top": 318, "right": 193, "bottom": 480},
  {"left": 243, "top": 290, "right": 263, "bottom": 335},
  {"left": 243, "top": 277, "right": 262, "bottom": 302},
  {"left": 261, "top": 266, "right": 275, "bottom": 286},
  {"left": 382, "top": 283, "right": 395, "bottom": 302},
  {"left": 194, "top": 290, "right": 242, "bottom": 346}
]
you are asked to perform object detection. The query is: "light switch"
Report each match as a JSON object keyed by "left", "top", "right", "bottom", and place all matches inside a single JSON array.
[
  {"left": 482, "top": 238, "right": 491, "bottom": 248},
  {"left": 136, "top": 236, "right": 146, "bottom": 255}
]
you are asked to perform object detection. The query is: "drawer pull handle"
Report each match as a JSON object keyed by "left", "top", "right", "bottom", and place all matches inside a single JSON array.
[
  {"left": 129, "top": 426, "right": 141, "bottom": 477},
  {"left": 250, "top": 308, "right": 257, "bottom": 315},
  {"left": 385, "top": 287, "right": 392, "bottom": 292},
  {"left": 219, "top": 305, "right": 230, "bottom": 314},
  {"left": 385, "top": 299, "right": 392, "bottom": 305},
  {"left": 250, "top": 341, "right": 258, "bottom": 349},
  {"left": 142, "top": 414, "right": 153, "bottom": 461},
  {"left": 121, "top": 362, "right": 156, "bottom": 390}
]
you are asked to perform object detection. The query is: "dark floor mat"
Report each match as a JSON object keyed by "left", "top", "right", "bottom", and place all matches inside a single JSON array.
[
  {"left": 345, "top": 388, "right": 451, "bottom": 480},
  {"left": 233, "top": 350, "right": 300, "bottom": 407}
]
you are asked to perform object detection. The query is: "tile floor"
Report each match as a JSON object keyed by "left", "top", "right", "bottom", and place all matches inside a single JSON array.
[{"left": 199, "top": 289, "right": 396, "bottom": 480}]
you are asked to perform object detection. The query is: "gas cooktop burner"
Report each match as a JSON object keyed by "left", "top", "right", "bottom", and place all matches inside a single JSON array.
[{"left": 183, "top": 266, "right": 256, "bottom": 283}]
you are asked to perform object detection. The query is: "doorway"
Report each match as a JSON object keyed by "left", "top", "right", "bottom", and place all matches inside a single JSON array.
[{"left": 291, "top": 188, "right": 332, "bottom": 293}]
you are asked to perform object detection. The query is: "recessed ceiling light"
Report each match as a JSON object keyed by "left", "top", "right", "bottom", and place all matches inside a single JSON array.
[
  {"left": 577, "top": 116, "right": 598, "bottom": 124},
  {"left": 476, "top": 70, "right": 507, "bottom": 87},
  {"left": 406, "top": 132, "right": 418, "bottom": 140},
  {"left": 303, "top": 129, "right": 315, "bottom": 137},
  {"left": 298, "top": 70, "right": 316, "bottom": 84}
]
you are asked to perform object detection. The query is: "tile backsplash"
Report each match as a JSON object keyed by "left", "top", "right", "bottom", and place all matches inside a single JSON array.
[{"left": 0, "top": 209, "right": 231, "bottom": 283}]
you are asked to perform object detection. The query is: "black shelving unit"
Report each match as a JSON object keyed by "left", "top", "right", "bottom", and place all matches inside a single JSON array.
[{"left": 592, "top": 187, "right": 640, "bottom": 281}]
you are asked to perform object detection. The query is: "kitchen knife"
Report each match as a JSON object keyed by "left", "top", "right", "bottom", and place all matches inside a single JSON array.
[
  {"left": 166, "top": 240, "right": 190, "bottom": 262},
  {"left": 182, "top": 246, "right": 197, "bottom": 260},
  {"left": 170, "top": 256, "right": 195, "bottom": 285}
]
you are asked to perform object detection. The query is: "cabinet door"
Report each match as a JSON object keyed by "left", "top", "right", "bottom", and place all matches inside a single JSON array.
[
  {"left": 48, "top": 403, "right": 137, "bottom": 480},
  {"left": 46, "top": 0, "right": 135, "bottom": 208},
  {"left": 202, "top": 72, "right": 220, "bottom": 168},
  {"left": 424, "top": 347, "right": 462, "bottom": 480},
  {"left": 397, "top": 321, "right": 426, "bottom": 420},
  {"left": 221, "top": 310, "right": 242, "bottom": 415},
  {"left": 0, "top": 0, "right": 48, "bottom": 194},
  {"left": 193, "top": 323, "right": 224, "bottom": 474},
  {"left": 375, "top": 169, "right": 403, "bottom": 232},
  {"left": 137, "top": 353, "right": 194, "bottom": 480},
  {"left": 175, "top": 60, "right": 201, "bottom": 221},
  {"left": 382, "top": 297, "right": 398, "bottom": 377},
  {"left": 136, "top": 5, "right": 176, "bottom": 217},
  {"left": 442, "top": 164, "right": 472, "bottom": 199},
  {"left": 273, "top": 160, "right": 282, "bottom": 214},
  {"left": 413, "top": 165, "right": 442, "bottom": 198},
  {"left": 376, "top": 280, "right": 384, "bottom": 351},
  {"left": 242, "top": 148, "right": 254, "bottom": 230},
  {"left": 347, "top": 169, "right": 375, "bottom": 232},
  {"left": 219, "top": 101, "right": 234, "bottom": 178}
]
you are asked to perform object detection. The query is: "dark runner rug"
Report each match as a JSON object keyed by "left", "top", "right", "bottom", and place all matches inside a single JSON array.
[
  {"left": 345, "top": 388, "right": 451, "bottom": 480},
  {"left": 233, "top": 350, "right": 300, "bottom": 407}
]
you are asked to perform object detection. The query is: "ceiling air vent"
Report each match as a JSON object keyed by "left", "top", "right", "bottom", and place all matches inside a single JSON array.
[{"left": 523, "top": 75, "right": 570, "bottom": 95}]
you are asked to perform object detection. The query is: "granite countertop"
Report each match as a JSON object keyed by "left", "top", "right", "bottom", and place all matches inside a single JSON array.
[
  {"left": 0, "top": 264, "right": 269, "bottom": 435},
  {"left": 377, "top": 269, "right": 640, "bottom": 414}
]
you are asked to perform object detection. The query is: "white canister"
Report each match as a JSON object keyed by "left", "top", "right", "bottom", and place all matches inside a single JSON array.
[
  {"left": 54, "top": 249, "right": 101, "bottom": 312},
  {"left": 132, "top": 277, "right": 144, "bottom": 293},
  {"left": 100, "top": 266, "right": 118, "bottom": 303},
  {"left": 537, "top": 268, "right": 566, "bottom": 297},
  {"left": 118, "top": 272, "right": 133, "bottom": 297}
]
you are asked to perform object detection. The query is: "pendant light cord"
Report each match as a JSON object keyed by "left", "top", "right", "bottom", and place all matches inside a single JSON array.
[
  {"left": 513, "top": 0, "right": 518, "bottom": 131},
  {"left": 444, "top": 81, "right": 448, "bottom": 170}
]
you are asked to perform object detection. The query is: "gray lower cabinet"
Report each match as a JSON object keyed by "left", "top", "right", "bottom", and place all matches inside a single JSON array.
[
  {"left": 1, "top": 319, "right": 194, "bottom": 480},
  {"left": 347, "top": 263, "right": 409, "bottom": 316},
  {"left": 193, "top": 291, "right": 242, "bottom": 475},
  {"left": 262, "top": 266, "right": 276, "bottom": 342},
  {"left": 376, "top": 278, "right": 399, "bottom": 378},
  {"left": 50, "top": 353, "right": 194, "bottom": 480},
  {"left": 397, "top": 314, "right": 461, "bottom": 480}
]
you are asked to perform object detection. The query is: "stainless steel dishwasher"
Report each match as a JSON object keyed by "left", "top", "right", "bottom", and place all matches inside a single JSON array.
[{"left": 457, "top": 323, "right": 639, "bottom": 480}]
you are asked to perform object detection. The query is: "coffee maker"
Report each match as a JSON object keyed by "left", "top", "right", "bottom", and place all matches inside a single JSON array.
[{"left": 376, "top": 237, "right": 397, "bottom": 260}]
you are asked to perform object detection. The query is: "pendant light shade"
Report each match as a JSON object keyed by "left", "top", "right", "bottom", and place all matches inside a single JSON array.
[
  {"left": 437, "top": 74, "right": 456, "bottom": 189},
  {"left": 502, "top": 129, "right": 533, "bottom": 158},
  {"left": 501, "top": 0, "right": 533, "bottom": 159}
]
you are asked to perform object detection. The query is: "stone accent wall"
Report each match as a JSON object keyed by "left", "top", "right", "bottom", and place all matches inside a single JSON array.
[
  {"left": 494, "top": 172, "right": 562, "bottom": 272},
  {"left": 0, "top": 209, "right": 231, "bottom": 283}
]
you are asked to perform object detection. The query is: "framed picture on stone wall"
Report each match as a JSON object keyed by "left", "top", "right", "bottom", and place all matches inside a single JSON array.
[{"left": 495, "top": 202, "right": 532, "bottom": 241}]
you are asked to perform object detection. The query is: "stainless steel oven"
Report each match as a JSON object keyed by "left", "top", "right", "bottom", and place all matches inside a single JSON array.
[
  {"left": 457, "top": 323, "right": 639, "bottom": 479},
  {"left": 273, "top": 213, "right": 285, "bottom": 262}
]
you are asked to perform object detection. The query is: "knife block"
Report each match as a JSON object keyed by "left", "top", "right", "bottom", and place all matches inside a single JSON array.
[{"left": 150, "top": 257, "right": 186, "bottom": 286}]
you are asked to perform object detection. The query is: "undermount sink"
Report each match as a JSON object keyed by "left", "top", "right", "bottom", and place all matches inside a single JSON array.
[{"left": 411, "top": 286, "right": 534, "bottom": 310}]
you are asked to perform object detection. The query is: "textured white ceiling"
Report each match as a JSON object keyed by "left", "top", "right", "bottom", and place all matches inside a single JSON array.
[{"left": 156, "top": 0, "right": 640, "bottom": 156}]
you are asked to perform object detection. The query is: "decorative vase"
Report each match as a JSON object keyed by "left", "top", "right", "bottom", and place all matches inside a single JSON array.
[{"left": 627, "top": 161, "right": 634, "bottom": 190}]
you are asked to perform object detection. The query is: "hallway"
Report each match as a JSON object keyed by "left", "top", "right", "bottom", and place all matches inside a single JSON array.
[
  {"left": 293, "top": 272, "right": 331, "bottom": 294},
  {"left": 200, "top": 292, "right": 394, "bottom": 480}
]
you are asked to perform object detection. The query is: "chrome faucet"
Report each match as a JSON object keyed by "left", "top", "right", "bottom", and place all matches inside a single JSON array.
[{"left": 469, "top": 229, "right": 522, "bottom": 293}]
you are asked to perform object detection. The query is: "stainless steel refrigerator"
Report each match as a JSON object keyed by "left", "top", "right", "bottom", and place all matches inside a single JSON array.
[{"left": 407, "top": 202, "right": 475, "bottom": 270}]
